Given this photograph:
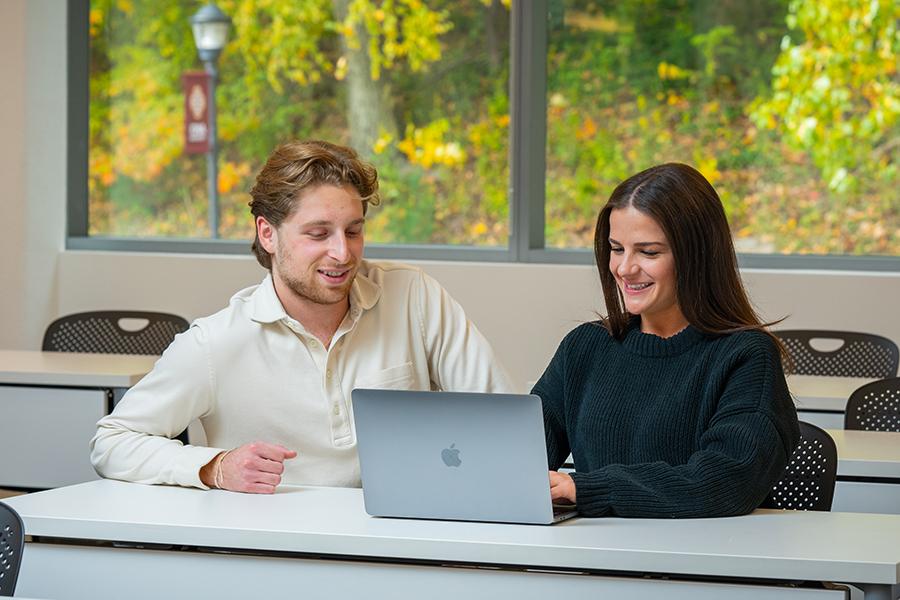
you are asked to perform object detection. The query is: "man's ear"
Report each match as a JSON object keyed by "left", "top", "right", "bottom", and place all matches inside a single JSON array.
[{"left": 256, "top": 216, "right": 277, "bottom": 254}]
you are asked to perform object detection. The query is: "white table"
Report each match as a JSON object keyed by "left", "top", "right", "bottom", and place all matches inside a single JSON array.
[
  {"left": 828, "top": 429, "right": 900, "bottom": 515},
  {"left": 789, "top": 375, "right": 876, "bottom": 430},
  {"left": 0, "top": 350, "right": 156, "bottom": 488},
  {"left": 5, "top": 480, "right": 900, "bottom": 600}
]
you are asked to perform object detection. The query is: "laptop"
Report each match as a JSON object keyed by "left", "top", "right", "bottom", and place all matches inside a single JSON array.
[{"left": 351, "top": 389, "right": 578, "bottom": 525}]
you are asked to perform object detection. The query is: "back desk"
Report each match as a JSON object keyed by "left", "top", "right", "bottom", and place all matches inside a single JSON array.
[
  {"left": 0, "top": 350, "right": 156, "bottom": 488},
  {"left": 830, "top": 429, "right": 900, "bottom": 515},
  {"left": 789, "top": 375, "right": 875, "bottom": 430},
  {"left": 4, "top": 480, "right": 900, "bottom": 600}
]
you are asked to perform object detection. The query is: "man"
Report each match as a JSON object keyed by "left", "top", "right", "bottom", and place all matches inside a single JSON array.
[{"left": 90, "top": 140, "right": 514, "bottom": 493}]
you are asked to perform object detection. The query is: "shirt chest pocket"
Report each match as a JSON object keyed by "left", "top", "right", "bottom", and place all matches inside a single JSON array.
[{"left": 355, "top": 362, "right": 415, "bottom": 390}]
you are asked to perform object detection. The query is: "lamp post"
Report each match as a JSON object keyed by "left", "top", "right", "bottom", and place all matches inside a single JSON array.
[{"left": 190, "top": 3, "right": 231, "bottom": 239}]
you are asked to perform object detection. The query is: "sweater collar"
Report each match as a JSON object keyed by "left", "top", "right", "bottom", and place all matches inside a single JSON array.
[{"left": 621, "top": 316, "right": 708, "bottom": 357}]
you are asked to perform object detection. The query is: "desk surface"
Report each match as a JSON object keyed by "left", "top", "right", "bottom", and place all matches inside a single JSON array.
[
  {"left": 6, "top": 479, "right": 900, "bottom": 587},
  {"left": 0, "top": 350, "right": 156, "bottom": 387},
  {"left": 788, "top": 375, "right": 876, "bottom": 412},
  {"left": 827, "top": 429, "right": 900, "bottom": 479}
]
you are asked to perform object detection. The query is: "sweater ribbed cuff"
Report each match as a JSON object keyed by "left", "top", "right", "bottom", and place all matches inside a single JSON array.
[{"left": 571, "top": 471, "right": 613, "bottom": 517}]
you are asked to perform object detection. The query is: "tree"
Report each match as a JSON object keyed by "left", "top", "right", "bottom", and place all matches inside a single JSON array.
[
  {"left": 751, "top": 0, "right": 900, "bottom": 195},
  {"left": 89, "top": 0, "right": 457, "bottom": 238}
]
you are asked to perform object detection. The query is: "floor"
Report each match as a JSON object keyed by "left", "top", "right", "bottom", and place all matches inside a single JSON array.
[{"left": 0, "top": 488, "right": 27, "bottom": 499}]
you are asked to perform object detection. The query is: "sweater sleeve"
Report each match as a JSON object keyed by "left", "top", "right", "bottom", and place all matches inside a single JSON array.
[
  {"left": 533, "top": 337, "right": 571, "bottom": 471},
  {"left": 572, "top": 341, "right": 799, "bottom": 518}
]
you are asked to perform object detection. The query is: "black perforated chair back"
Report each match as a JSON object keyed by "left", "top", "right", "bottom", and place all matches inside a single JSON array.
[
  {"left": 845, "top": 377, "right": 900, "bottom": 432},
  {"left": 0, "top": 502, "right": 24, "bottom": 597},
  {"left": 775, "top": 330, "right": 899, "bottom": 378},
  {"left": 761, "top": 421, "right": 837, "bottom": 512},
  {"left": 42, "top": 311, "right": 189, "bottom": 355}
]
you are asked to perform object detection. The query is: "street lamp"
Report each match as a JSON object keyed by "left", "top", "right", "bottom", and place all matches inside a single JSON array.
[{"left": 190, "top": 3, "right": 232, "bottom": 239}]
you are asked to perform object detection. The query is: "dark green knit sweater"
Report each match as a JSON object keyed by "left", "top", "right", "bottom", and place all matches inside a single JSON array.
[{"left": 533, "top": 319, "right": 799, "bottom": 518}]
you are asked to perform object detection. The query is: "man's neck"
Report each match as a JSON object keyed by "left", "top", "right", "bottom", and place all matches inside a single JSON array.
[{"left": 273, "top": 280, "right": 349, "bottom": 349}]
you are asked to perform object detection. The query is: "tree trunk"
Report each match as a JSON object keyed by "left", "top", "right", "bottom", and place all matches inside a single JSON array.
[
  {"left": 332, "top": 0, "right": 398, "bottom": 155},
  {"left": 485, "top": 0, "right": 504, "bottom": 74}
]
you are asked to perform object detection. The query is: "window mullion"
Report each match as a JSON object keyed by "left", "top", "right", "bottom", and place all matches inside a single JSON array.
[{"left": 509, "top": 0, "right": 548, "bottom": 261}]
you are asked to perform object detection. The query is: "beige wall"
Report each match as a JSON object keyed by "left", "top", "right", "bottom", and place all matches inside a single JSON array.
[
  {"left": 0, "top": 0, "right": 28, "bottom": 348},
  {"left": 2, "top": 0, "right": 899, "bottom": 391},
  {"left": 56, "top": 252, "right": 900, "bottom": 391},
  {"left": 0, "top": 0, "right": 66, "bottom": 349}
]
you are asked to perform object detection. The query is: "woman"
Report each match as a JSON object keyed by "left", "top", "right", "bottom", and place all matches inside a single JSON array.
[{"left": 534, "top": 163, "right": 799, "bottom": 518}]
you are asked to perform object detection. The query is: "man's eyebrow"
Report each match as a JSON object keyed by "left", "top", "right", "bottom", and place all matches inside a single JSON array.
[{"left": 301, "top": 218, "right": 366, "bottom": 228}]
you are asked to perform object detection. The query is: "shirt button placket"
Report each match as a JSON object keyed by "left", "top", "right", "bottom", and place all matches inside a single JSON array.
[{"left": 324, "top": 357, "right": 347, "bottom": 443}]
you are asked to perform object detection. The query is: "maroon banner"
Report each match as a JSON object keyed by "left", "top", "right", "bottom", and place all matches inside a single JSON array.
[{"left": 182, "top": 71, "right": 210, "bottom": 154}]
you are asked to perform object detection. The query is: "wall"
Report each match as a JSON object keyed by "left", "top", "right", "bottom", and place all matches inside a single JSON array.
[
  {"left": 56, "top": 251, "right": 900, "bottom": 391},
  {"left": 0, "top": 0, "right": 28, "bottom": 348},
  {"left": 0, "top": 0, "right": 66, "bottom": 349},
  {"left": 2, "top": 0, "right": 899, "bottom": 391}
]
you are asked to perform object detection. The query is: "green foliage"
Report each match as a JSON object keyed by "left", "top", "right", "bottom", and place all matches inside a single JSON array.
[
  {"left": 90, "top": 0, "right": 510, "bottom": 245},
  {"left": 543, "top": 0, "right": 897, "bottom": 254},
  {"left": 89, "top": 0, "right": 898, "bottom": 255},
  {"left": 343, "top": 0, "right": 452, "bottom": 79},
  {"left": 751, "top": 0, "right": 900, "bottom": 195}
]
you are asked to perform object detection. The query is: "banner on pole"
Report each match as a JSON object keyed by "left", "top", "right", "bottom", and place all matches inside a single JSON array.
[{"left": 182, "top": 71, "right": 210, "bottom": 154}]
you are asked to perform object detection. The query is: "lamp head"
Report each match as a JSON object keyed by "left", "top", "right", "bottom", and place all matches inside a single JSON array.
[{"left": 190, "top": 3, "right": 232, "bottom": 63}]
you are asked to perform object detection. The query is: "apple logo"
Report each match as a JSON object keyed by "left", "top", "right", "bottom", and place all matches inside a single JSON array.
[{"left": 441, "top": 443, "right": 462, "bottom": 467}]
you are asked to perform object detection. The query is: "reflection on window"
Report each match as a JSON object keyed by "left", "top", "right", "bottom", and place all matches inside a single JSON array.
[
  {"left": 545, "top": 0, "right": 898, "bottom": 255},
  {"left": 89, "top": 0, "right": 510, "bottom": 246}
]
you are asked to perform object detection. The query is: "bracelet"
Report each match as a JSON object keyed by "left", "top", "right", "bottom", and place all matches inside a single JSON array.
[{"left": 213, "top": 450, "right": 231, "bottom": 490}]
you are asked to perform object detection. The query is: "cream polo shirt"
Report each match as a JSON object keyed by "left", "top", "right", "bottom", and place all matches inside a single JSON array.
[{"left": 90, "top": 261, "right": 514, "bottom": 489}]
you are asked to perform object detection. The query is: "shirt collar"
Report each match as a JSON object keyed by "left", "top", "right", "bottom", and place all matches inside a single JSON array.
[
  {"left": 249, "top": 273, "right": 288, "bottom": 323},
  {"left": 249, "top": 263, "right": 382, "bottom": 324},
  {"left": 350, "top": 262, "right": 381, "bottom": 312}
]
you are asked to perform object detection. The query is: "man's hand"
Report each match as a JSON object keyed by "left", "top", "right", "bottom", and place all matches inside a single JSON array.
[
  {"left": 549, "top": 470, "right": 577, "bottom": 504},
  {"left": 201, "top": 442, "right": 297, "bottom": 494}
]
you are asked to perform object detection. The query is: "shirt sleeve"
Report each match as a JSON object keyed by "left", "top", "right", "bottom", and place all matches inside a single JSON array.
[
  {"left": 572, "top": 343, "right": 800, "bottom": 518},
  {"left": 414, "top": 271, "right": 515, "bottom": 394},
  {"left": 89, "top": 324, "right": 224, "bottom": 489}
]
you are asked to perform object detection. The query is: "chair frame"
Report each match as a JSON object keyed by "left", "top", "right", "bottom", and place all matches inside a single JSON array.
[
  {"left": 775, "top": 329, "right": 899, "bottom": 379},
  {"left": 762, "top": 421, "right": 837, "bottom": 512},
  {"left": 0, "top": 502, "right": 24, "bottom": 597}
]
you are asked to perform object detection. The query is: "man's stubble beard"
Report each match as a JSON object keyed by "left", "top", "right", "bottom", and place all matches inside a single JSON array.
[
  {"left": 274, "top": 247, "right": 357, "bottom": 306},
  {"left": 281, "top": 269, "right": 355, "bottom": 306}
]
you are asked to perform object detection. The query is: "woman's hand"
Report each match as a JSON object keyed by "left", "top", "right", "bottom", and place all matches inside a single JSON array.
[{"left": 549, "top": 470, "right": 577, "bottom": 504}]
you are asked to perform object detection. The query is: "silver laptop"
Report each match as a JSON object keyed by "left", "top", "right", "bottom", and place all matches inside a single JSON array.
[{"left": 351, "top": 389, "right": 578, "bottom": 525}]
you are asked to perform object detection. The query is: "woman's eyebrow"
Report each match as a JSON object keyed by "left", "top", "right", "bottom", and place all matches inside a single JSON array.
[{"left": 608, "top": 238, "right": 667, "bottom": 248}]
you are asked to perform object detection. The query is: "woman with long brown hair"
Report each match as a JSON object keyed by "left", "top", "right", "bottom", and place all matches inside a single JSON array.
[{"left": 534, "top": 163, "right": 799, "bottom": 518}]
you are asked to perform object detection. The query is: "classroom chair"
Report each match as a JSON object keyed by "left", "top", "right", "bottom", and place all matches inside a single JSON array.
[
  {"left": 43, "top": 310, "right": 191, "bottom": 444},
  {"left": 0, "top": 502, "right": 24, "bottom": 597},
  {"left": 761, "top": 421, "right": 837, "bottom": 512},
  {"left": 42, "top": 310, "right": 189, "bottom": 355},
  {"left": 775, "top": 329, "right": 899, "bottom": 379},
  {"left": 845, "top": 377, "right": 900, "bottom": 432}
]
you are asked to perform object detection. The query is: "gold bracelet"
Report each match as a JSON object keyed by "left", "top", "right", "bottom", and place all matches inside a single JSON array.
[{"left": 213, "top": 450, "right": 231, "bottom": 490}]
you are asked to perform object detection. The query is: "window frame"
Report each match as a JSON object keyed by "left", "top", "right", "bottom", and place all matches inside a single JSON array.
[{"left": 66, "top": 0, "right": 900, "bottom": 272}]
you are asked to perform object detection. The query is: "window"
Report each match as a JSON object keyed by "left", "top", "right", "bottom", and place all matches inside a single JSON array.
[
  {"left": 545, "top": 0, "right": 899, "bottom": 257},
  {"left": 71, "top": 0, "right": 899, "bottom": 268},
  {"left": 83, "top": 0, "right": 510, "bottom": 249}
]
